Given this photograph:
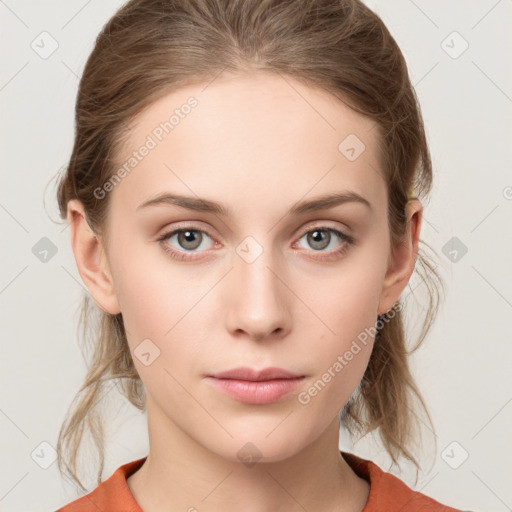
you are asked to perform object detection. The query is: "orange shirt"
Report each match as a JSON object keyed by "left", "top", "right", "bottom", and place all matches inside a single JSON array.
[{"left": 56, "top": 451, "right": 466, "bottom": 511}]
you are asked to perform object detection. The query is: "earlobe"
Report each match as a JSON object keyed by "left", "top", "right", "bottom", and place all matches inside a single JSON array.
[
  {"left": 67, "top": 199, "right": 122, "bottom": 315},
  {"left": 377, "top": 199, "right": 423, "bottom": 315}
]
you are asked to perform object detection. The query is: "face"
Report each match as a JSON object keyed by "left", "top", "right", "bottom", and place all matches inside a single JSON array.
[{"left": 70, "top": 71, "right": 418, "bottom": 465}]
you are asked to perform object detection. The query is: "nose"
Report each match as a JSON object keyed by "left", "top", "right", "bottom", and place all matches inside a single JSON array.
[{"left": 224, "top": 243, "right": 292, "bottom": 342}]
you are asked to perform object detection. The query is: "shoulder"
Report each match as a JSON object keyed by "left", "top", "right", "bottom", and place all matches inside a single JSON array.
[
  {"left": 341, "top": 451, "right": 469, "bottom": 512},
  {"left": 55, "top": 458, "right": 146, "bottom": 512}
]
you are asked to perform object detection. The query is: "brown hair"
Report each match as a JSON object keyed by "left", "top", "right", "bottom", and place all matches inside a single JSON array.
[{"left": 54, "top": 0, "right": 443, "bottom": 492}]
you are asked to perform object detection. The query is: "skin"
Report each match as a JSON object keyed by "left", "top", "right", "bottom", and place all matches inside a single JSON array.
[{"left": 67, "top": 70, "right": 422, "bottom": 512}]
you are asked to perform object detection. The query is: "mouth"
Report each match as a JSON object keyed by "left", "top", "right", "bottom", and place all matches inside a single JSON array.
[{"left": 205, "top": 367, "right": 306, "bottom": 405}]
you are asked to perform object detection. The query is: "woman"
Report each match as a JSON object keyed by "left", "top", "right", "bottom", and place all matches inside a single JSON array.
[{"left": 55, "top": 0, "right": 466, "bottom": 510}]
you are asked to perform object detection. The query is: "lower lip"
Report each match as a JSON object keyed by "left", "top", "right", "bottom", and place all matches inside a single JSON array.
[{"left": 205, "top": 377, "right": 305, "bottom": 405}]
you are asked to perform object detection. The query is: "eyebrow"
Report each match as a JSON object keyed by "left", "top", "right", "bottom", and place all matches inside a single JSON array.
[{"left": 136, "top": 190, "right": 372, "bottom": 216}]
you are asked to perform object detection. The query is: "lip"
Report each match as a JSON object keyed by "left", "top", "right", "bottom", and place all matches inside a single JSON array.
[
  {"left": 205, "top": 366, "right": 305, "bottom": 405},
  {"left": 209, "top": 366, "right": 303, "bottom": 381}
]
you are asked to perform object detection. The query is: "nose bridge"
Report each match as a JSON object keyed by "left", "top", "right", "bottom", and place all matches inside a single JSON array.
[
  {"left": 226, "top": 234, "right": 290, "bottom": 338},
  {"left": 236, "top": 234, "right": 283, "bottom": 305}
]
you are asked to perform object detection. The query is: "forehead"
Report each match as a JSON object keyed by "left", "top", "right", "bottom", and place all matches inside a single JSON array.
[{"left": 110, "top": 71, "right": 385, "bottom": 217}]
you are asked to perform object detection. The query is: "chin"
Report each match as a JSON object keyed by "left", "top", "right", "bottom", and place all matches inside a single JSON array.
[{"left": 205, "top": 425, "right": 316, "bottom": 466}]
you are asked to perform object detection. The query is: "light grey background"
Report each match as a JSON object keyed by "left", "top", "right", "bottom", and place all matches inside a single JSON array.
[{"left": 1, "top": 1, "right": 511, "bottom": 511}]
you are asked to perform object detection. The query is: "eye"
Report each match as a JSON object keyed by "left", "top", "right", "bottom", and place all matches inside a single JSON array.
[
  {"left": 294, "top": 227, "right": 354, "bottom": 260},
  {"left": 157, "top": 224, "right": 354, "bottom": 262},
  {"left": 157, "top": 227, "right": 216, "bottom": 260}
]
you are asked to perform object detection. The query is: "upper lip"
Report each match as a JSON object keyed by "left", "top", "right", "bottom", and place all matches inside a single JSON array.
[{"left": 208, "top": 367, "right": 304, "bottom": 381}]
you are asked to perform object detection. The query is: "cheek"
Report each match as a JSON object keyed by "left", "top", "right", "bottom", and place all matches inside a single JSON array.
[
  {"left": 295, "top": 286, "right": 378, "bottom": 421},
  {"left": 108, "top": 238, "right": 209, "bottom": 366},
  {"left": 298, "top": 253, "right": 387, "bottom": 340},
  {"left": 113, "top": 264, "right": 209, "bottom": 414},
  {"left": 292, "top": 248, "right": 387, "bottom": 409},
  {"left": 297, "top": 343, "right": 372, "bottom": 419}
]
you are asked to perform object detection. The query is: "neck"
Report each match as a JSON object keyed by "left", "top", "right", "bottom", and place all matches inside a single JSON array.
[{"left": 127, "top": 400, "right": 369, "bottom": 512}]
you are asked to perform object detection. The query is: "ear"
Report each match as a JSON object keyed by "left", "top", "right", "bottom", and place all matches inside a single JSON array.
[
  {"left": 377, "top": 199, "right": 422, "bottom": 315},
  {"left": 67, "top": 199, "right": 121, "bottom": 315}
]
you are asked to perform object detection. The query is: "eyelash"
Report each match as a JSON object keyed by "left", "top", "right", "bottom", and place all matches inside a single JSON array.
[{"left": 156, "top": 224, "right": 355, "bottom": 262}]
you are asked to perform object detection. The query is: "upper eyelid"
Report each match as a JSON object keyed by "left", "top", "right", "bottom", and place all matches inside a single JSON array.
[{"left": 292, "top": 219, "right": 351, "bottom": 237}]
